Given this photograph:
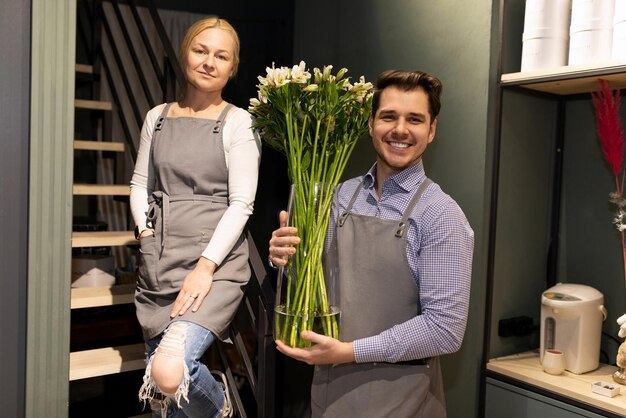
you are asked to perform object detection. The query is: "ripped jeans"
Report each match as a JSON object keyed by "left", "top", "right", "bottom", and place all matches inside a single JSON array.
[{"left": 139, "top": 321, "right": 225, "bottom": 417}]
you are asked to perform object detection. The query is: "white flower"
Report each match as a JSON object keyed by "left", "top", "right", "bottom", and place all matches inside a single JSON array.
[
  {"left": 303, "top": 84, "right": 318, "bottom": 92},
  {"left": 258, "top": 63, "right": 292, "bottom": 87},
  {"left": 291, "top": 60, "right": 311, "bottom": 84},
  {"left": 350, "top": 76, "right": 373, "bottom": 92},
  {"left": 613, "top": 209, "right": 626, "bottom": 231},
  {"left": 269, "top": 66, "right": 292, "bottom": 87},
  {"left": 249, "top": 98, "right": 261, "bottom": 109},
  {"left": 313, "top": 66, "right": 336, "bottom": 83}
]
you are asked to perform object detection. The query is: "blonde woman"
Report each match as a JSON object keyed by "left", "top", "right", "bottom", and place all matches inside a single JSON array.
[{"left": 130, "top": 17, "right": 261, "bottom": 417}]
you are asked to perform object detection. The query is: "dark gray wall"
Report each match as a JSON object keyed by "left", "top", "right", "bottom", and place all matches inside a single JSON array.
[
  {"left": 560, "top": 97, "right": 626, "bottom": 363},
  {"left": 293, "top": 1, "right": 494, "bottom": 417},
  {"left": 0, "top": 0, "right": 30, "bottom": 416}
]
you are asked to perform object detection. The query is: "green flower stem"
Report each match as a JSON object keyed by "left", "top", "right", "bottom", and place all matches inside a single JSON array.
[
  {"left": 280, "top": 116, "right": 364, "bottom": 346},
  {"left": 280, "top": 120, "right": 340, "bottom": 346}
]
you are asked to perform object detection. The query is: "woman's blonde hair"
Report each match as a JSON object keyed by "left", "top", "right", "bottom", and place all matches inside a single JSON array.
[{"left": 178, "top": 17, "right": 240, "bottom": 77}]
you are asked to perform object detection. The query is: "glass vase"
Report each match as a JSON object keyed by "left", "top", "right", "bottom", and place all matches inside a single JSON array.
[{"left": 274, "top": 182, "right": 340, "bottom": 348}]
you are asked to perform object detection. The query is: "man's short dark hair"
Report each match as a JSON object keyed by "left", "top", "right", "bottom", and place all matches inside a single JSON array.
[{"left": 371, "top": 70, "right": 443, "bottom": 121}]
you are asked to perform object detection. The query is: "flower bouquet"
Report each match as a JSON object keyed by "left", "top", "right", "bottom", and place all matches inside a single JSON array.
[{"left": 249, "top": 61, "right": 373, "bottom": 347}]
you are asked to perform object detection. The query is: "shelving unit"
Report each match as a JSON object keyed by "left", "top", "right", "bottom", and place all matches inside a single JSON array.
[
  {"left": 70, "top": 284, "right": 135, "bottom": 309},
  {"left": 482, "top": 1, "right": 626, "bottom": 417},
  {"left": 70, "top": 48, "right": 144, "bottom": 416},
  {"left": 501, "top": 62, "right": 626, "bottom": 94},
  {"left": 69, "top": 344, "right": 145, "bottom": 381},
  {"left": 487, "top": 351, "right": 625, "bottom": 417}
]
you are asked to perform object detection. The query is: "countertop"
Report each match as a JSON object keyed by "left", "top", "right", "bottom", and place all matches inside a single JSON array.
[{"left": 487, "top": 351, "right": 626, "bottom": 416}]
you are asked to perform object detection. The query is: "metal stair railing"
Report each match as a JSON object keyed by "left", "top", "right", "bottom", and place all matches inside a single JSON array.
[{"left": 215, "top": 232, "right": 275, "bottom": 418}]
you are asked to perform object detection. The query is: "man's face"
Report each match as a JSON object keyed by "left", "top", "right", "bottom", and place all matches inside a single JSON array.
[{"left": 369, "top": 86, "right": 436, "bottom": 180}]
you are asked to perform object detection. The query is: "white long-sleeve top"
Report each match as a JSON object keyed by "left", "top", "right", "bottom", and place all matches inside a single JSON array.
[{"left": 130, "top": 103, "right": 262, "bottom": 266}]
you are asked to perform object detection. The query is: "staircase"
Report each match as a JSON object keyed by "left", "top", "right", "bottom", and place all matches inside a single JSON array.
[
  {"left": 69, "top": 1, "right": 276, "bottom": 416},
  {"left": 70, "top": 59, "right": 147, "bottom": 416}
]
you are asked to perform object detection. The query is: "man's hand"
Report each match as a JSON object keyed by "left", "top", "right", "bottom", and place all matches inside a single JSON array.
[
  {"left": 268, "top": 210, "right": 301, "bottom": 267},
  {"left": 275, "top": 330, "right": 355, "bottom": 365}
]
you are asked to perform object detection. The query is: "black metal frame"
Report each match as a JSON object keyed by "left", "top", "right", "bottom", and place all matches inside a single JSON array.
[{"left": 215, "top": 233, "right": 276, "bottom": 418}]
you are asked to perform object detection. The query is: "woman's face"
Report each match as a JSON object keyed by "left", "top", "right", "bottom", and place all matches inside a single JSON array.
[{"left": 184, "top": 28, "right": 235, "bottom": 95}]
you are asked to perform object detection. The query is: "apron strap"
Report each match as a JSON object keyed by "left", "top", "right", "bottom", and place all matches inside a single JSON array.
[
  {"left": 395, "top": 178, "right": 432, "bottom": 237},
  {"left": 212, "top": 103, "right": 235, "bottom": 133},
  {"left": 147, "top": 191, "right": 169, "bottom": 254},
  {"left": 150, "top": 103, "right": 174, "bottom": 192},
  {"left": 154, "top": 103, "right": 173, "bottom": 134},
  {"left": 337, "top": 179, "right": 365, "bottom": 227},
  {"left": 337, "top": 177, "right": 433, "bottom": 237}
]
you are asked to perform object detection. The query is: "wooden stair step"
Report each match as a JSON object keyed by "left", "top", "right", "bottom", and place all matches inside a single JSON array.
[
  {"left": 75, "top": 63, "right": 93, "bottom": 74},
  {"left": 71, "top": 284, "right": 135, "bottom": 309},
  {"left": 74, "top": 140, "right": 124, "bottom": 152},
  {"left": 75, "top": 99, "right": 112, "bottom": 111},
  {"left": 69, "top": 343, "right": 145, "bottom": 381},
  {"left": 73, "top": 184, "right": 130, "bottom": 196},
  {"left": 72, "top": 231, "right": 136, "bottom": 248}
]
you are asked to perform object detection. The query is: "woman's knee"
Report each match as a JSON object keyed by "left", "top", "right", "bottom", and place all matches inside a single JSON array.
[{"left": 151, "top": 322, "right": 189, "bottom": 394}]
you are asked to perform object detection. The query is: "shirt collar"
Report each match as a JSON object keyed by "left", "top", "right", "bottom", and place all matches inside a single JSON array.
[{"left": 363, "top": 161, "right": 426, "bottom": 193}]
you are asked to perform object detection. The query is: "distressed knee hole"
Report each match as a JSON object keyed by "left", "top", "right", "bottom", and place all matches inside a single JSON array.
[{"left": 151, "top": 322, "right": 187, "bottom": 394}]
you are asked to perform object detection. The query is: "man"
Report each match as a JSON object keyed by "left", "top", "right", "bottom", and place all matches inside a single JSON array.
[{"left": 269, "top": 70, "right": 474, "bottom": 417}]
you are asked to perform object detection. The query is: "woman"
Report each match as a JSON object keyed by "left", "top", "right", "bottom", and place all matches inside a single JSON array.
[{"left": 130, "top": 17, "right": 261, "bottom": 417}]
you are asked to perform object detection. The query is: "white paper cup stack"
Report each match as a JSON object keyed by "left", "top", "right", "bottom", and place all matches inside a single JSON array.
[
  {"left": 569, "top": 0, "right": 615, "bottom": 65},
  {"left": 613, "top": 0, "right": 626, "bottom": 60},
  {"left": 521, "top": 0, "right": 572, "bottom": 71}
]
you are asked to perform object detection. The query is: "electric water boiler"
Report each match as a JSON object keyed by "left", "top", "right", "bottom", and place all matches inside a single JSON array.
[{"left": 540, "top": 283, "right": 607, "bottom": 374}]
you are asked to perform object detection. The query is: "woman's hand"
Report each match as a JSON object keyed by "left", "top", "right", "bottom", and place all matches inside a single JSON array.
[
  {"left": 275, "top": 331, "right": 355, "bottom": 365},
  {"left": 268, "top": 210, "right": 301, "bottom": 267},
  {"left": 139, "top": 229, "right": 154, "bottom": 239},
  {"left": 170, "top": 256, "right": 217, "bottom": 317}
]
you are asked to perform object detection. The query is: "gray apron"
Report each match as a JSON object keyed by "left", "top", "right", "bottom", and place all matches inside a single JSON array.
[
  {"left": 310, "top": 178, "right": 446, "bottom": 418},
  {"left": 135, "top": 103, "right": 250, "bottom": 341}
]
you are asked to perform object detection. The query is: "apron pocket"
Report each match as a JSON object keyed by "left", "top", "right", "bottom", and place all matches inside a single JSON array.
[{"left": 138, "top": 235, "right": 160, "bottom": 291}]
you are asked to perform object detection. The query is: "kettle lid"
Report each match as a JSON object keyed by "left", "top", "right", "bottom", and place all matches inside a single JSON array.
[{"left": 543, "top": 283, "right": 603, "bottom": 302}]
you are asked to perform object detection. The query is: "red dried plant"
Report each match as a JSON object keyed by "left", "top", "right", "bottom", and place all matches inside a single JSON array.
[
  {"left": 592, "top": 79, "right": 626, "bottom": 296},
  {"left": 592, "top": 79, "right": 625, "bottom": 190}
]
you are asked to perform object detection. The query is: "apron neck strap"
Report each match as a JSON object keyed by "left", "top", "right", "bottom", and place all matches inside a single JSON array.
[
  {"left": 213, "top": 103, "right": 235, "bottom": 134},
  {"left": 337, "top": 179, "right": 365, "bottom": 227},
  {"left": 336, "top": 176, "right": 433, "bottom": 237},
  {"left": 153, "top": 102, "right": 174, "bottom": 134},
  {"left": 395, "top": 178, "right": 432, "bottom": 237}
]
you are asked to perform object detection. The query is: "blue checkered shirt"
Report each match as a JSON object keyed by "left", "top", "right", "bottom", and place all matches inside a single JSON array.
[{"left": 330, "top": 161, "right": 474, "bottom": 363}]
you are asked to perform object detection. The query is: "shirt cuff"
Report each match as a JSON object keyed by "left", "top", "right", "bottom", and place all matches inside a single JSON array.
[
  {"left": 268, "top": 255, "right": 279, "bottom": 270},
  {"left": 354, "top": 335, "right": 396, "bottom": 363},
  {"left": 352, "top": 338, "right": 373, "bottom": 363}
]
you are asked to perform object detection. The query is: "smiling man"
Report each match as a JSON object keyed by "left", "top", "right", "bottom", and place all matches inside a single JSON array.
[{"left": 269, "top": 70, "right": 474, "bottom": 418}]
